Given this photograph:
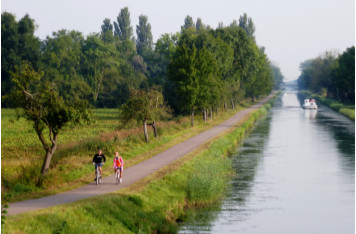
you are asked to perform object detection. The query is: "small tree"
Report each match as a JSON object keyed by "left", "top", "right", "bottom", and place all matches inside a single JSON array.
[
  {"left": 120, "top": 87, "right": 171, "bottom": 142},
  {"left": 11, "top": 62, "right": 92, "bottom": 185}
]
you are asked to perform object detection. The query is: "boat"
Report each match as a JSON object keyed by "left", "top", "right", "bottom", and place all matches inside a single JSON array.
[{"left": 303, "top": 98, "right": 318, "bottom": 109}]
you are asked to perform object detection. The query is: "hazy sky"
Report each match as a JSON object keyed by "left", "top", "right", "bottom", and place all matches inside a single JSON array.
[{"left": 2, "top": 0, "right": 355, "bottom": 80}]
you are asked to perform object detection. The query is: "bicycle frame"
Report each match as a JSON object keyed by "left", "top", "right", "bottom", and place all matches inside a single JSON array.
[
  {"left": 115, "top": 167, "right": 121, "bottom": 185},
  {"left": 96, "top": 164, "right": 102, "bottom": 185}
]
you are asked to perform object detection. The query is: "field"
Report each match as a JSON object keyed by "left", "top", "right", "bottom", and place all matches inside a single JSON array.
[{"left": 1, "top": 104, "right": 250, "bottom": 202}]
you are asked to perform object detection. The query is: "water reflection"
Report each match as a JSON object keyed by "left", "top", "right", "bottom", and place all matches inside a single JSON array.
[{"left": 179, "top": 88, "right": 355, "bottom": 234}]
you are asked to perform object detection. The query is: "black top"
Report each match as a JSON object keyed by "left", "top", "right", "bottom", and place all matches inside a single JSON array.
[{"left": 93, "top": 153, "right": 106, "bottom": 164}]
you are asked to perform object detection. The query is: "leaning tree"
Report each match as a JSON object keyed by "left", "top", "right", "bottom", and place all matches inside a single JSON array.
[{"left": 11, "top": 62, "right": 92, "bottom": 185}]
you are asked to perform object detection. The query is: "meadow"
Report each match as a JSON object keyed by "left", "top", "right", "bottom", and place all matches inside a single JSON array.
[{"left": 2, "top": 103, "right": 249, "bottom": 202}]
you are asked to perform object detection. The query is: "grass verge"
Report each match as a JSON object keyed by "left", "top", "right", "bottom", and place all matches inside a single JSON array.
[{"left": 3, "top": 95, "right": 277, "bottom": 233}]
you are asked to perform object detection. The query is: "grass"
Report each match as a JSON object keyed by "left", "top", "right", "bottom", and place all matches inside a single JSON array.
[
  {"left": 2, "top": 101, "right": 251, "bottom": 202},
  {"left": 3, "top": 96, "right": 276, "bottom": 234},
  {"left": 302, "top": 91, "right": 355, "bottom": 120}
]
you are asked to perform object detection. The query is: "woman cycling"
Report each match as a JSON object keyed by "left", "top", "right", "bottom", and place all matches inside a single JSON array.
[{"left": 113, "top": 152, "right": 124, "bottom": 182}]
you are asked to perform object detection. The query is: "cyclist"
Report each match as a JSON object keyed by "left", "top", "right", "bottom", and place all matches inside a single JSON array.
[
  {"left": 93, "top": 149, "right": 106, "bottom": 181},
  {"left": 113, "top": 151, "right": 124, "bottom": 182}
]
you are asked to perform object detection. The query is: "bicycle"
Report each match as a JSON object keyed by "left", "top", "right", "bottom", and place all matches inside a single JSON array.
[
  {"left": 114, "top": 167, "right": 121, "bottom": 185},
  {"left": 93, "top": 163, "right": 104, "bottom": 185}
]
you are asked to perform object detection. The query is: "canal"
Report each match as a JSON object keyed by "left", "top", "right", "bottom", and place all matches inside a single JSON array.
[{"left": 179, "top": 87, "right": 355, "bottom": 233}]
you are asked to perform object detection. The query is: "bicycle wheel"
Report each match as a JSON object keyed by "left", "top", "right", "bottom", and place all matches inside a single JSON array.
[
  {"left": 96, "top": 169, "right": 99, "bottom": 186},
  {"left": 116, "top": 170, "right": 120, "bottom": 185}
]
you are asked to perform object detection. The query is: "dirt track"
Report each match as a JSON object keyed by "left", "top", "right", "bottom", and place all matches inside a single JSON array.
[{"left": 7, "top": 92, "right": 277, "bottom": 216}]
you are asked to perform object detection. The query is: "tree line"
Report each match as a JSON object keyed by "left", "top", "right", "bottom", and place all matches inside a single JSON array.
[
  {"left": 2, "top": 9, "right": 283, "bottom": 111},
  {"left": 297, "top": 46, "right": 355, "bottom": 103},
  {"left": 2, "top": 8, "right": 283, "bottom": 180}
]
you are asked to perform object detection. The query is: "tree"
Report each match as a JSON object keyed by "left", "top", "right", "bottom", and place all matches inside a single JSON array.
[
  {"left": 82, "top": 33, "right": 119, "bottom": 103},
  {"left": 332, "top": 46, "right": 355, "bottom": 102},
  {"left": 11, "top": 62, "right": 92, "bottom": 184},
  {"left": 1, "top": 12, "right": 41, "bottom": 107},
  {"left": 101, "top": 18, "right": 114, "bottom": 43},
  {"left": 271, "top": 63, "right": 284, "bottom": 89},
  {"left": 120, "top": 87, "right": 171, "bottom": 142},
  {"left": 42, "top": 30, "right": 84, "bottom": 82},
  {"left": 136, "top": 15, "right": 153, "bottom": 59},
  {"left": 181, "top": 15, "right": 195, "bottom": 31},
  {"left": 239, "top": 13, "right": 255, "bottom": 41},
  {"left": 2, "top": 12, "right": 20, "bottom": 105},
  {"left": 195, "top": 18, "right": 205, "bottom": 30},
  {"left": 168, "top": 30, "right": 200, "bottom": 126},
  {"left": 114, "top": 7, "right": 133, "bottom": 41}
]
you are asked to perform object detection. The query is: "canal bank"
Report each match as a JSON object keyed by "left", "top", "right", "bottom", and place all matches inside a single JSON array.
[
  {"left": 4, "top": 94, "right": 278, "bottom": 233},
  {"left": 179, "top": 87, "right": 355, "bottom": 234},
  {"left": 301, "top": 90, "right": 355, "bottom": 120}
]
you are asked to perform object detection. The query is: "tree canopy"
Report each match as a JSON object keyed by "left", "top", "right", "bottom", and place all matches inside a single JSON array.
[
  {"left": 297, "top": 47, "right": 354, "bottom": 103},
  {"left": 2, "top": 10, "right": 283, "bottom": 111}
]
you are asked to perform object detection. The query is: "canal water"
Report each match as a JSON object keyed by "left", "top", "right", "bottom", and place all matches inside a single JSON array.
[{"left": 179, "top": 87, "right": 355, "bottom": 234}]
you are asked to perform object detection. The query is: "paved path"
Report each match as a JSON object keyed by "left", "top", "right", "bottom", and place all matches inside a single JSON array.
[{"left": 7, "top": 92, "right": 277, "bottom": 216}]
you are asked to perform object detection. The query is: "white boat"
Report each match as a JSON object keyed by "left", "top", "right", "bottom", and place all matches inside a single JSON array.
[{"left": 303, "top": 98, "right": 318, "bottom": 109}]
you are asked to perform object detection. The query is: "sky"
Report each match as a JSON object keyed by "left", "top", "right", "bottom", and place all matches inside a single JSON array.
[{"left": 2, "top": 0, "right": 355, "bottom": 81}]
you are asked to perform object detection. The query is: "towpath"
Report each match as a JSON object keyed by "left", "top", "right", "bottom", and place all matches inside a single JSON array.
[{"left": 7, "top": 92, "right": 277, "bottom": 215}]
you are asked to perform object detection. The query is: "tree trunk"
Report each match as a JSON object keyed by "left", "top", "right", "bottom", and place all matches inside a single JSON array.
[
  {"left": 191, "top": 109, "right": 195, "bottom": 127},
  {"left": 37, "top": 137, "right": 58, "bottom": 186},
  {"left": 231, "top": 99, "right": 235, "bottom": 109},
  {"left": 152, "top": 120, "right": 157, "bottom": 138},
  {"left": 203, "top": 109, "right": 207, "bottom": 123},
  {"left": 143, "top": 119, "right": 149, "bottom": 142},
  {"left": 210, "top": 108, "right": 213, "bottom": 120}
]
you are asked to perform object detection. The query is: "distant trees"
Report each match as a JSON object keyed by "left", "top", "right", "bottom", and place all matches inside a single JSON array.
[
  {"left": 298, "top": 46, "right": 354, "bottom": 103},
  {"left": 2, "top": 9, "right": 283, "bottom": 117}
]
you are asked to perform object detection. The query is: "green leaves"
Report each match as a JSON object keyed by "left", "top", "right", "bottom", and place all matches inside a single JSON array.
[
  {"left": 120, "top": 87, "right": 171, "bottom": 126},
  {"left": 298, "top": 47, "right": 354, "bottom": 103}
]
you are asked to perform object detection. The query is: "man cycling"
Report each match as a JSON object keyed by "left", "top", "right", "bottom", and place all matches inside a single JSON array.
[{"left": 93, "top": 149, "right": 106, "bottom": 181}]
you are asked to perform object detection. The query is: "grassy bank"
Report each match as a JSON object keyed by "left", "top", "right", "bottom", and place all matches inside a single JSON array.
[
  {"left": 302, "top": 91, "right": 355, "bottom": 120},
  {"left": 3, "top": 96, "right": 276, "bottom": 233},
  {"left": 2, "top": 101, "right": 254, "bottom": 202}
]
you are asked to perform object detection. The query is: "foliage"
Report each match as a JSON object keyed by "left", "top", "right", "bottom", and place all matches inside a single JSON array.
[
  {"left": 298, "top": 47, "right": 354, "bottom": 104},
  {"left": 136, "top": 14, "right": 153, "bottom": 59},
  {"left": 114, "top": 7, "right": 133, "bottom": 41},
  {"left": 2, "top": 10, "right": 282, "bottom": 110},
  {"left": 1, "top": 12, "right": 41, "bottom": 107}
]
